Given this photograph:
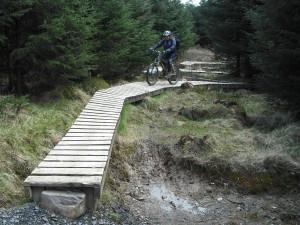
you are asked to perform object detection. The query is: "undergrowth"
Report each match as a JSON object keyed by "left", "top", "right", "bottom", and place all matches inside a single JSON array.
[{"left": 111, "top": 87, "right": 300, "bottom": 193}]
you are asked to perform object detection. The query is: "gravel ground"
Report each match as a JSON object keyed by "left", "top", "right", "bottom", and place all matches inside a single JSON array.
[{"left": 0, "top": 203, "right": 150, "bottom": 225}]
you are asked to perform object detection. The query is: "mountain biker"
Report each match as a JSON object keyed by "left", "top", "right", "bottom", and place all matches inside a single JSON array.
[{"left": 150, "top": 30, "right": 177, "bottom": 75}]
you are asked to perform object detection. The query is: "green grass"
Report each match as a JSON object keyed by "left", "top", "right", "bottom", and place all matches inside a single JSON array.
[
  {"left": 0, "top": 78, "right": 109, "bottom": 207},
  {"left": 117, "top": 104, "right": 133, "bottom": 135},
  {"left": 118, "top": 87, "right": 300, "bottom": 161},
  {"left": 108, "top": 86, "right": 299, "bottom": 192}
]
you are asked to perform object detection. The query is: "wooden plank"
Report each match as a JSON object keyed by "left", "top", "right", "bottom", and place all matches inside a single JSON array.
[
  {"left": 94, "top": 91, "right": 124, "bottom": 97},
  {"left": 89, "top": 99, "right": 124, "bottom": 105},
  {"left": 85, "top": 106, "right": 122, "bottom": 112},
  {"left": 32, "top": 167, "right": 104, "bottom": 176},
  {"left": 65, "top": 133, "right": 114, "bottom": 137},
  {"left": 86, "top": 103, "right": 123, "bottom": 108},
  {"left": 49, "top": 150, "right": 109, "bottom": 156},
  {"left": 57, "top": 140, "right": 112, "bottom": 145},
  {"left": 95, "top": 89, "right": 124, "bottom": 94},
  {"left": 89, "top": 99, "right": 123, "bottom": 105},
  {"left": 38, "top": 161, "right": 106, "bottom": 168},
  {"left": 85, "top": 107, "right": 122, "bottom": 112},
  {"left": 54, "top": 145, "right": 110, "bottom": 150},
  {"left": 86, "top": 102, "right": 123, "bottom": 108},
  {"left": 44, "top": 155, "right": 108, "bottom": 161},
  {"left": 88, "top": 103, "right": 122, "bottom": 108},
  {"left": 68, "top": 129, "right": 115, "bottom": 133},
  {"left": 83, "top": 109, "right": 121, "bottom": 115},
  {"left": 70, "top": 124, "right": 116, "bottom": 130},
  {"left": 80, "top": 111, "right": 121, "bottom": 116},
  {"left": 70, "top": 125, "right": 115, "bottom": 130},
  {"left": 81, "top": 111, "right": 120, "bottom": 116},
  {"left": 75, "top": 119, "right": 118, "bottom": 123},
  {"left": 24, "top": 175, "right": 102, "bottom": 187},
  {"left": 74, "top": 122, "right": 117, "bottom": 126},
  {"left": 82, "top": 109, "right": 121, "bottom": 114},
  {"left": 78, "top": 115, "right": 120, "bottom": 119},
  {"left": 78, "top": 115, "right": 120, "bottom": 120},
  {"left": 90, "top": 95, "right": 124, "bottom": 100},
  {"left": 62, "top": 136, "right": 112, "bottom": 141},
  {"left": 83, "top": 108, "right": 122, "bottom": 114},
  {"left": 92, "top": 96, "right": 124, "bottom": 101}
]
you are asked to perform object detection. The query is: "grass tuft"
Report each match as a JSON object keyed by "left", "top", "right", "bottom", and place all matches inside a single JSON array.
[{"left": 109, "top": 86, "right": 300, "bottom": 193}]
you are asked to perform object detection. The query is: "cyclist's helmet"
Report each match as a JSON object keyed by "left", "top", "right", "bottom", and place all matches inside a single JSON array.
[{"left": 163, "top": 30, "right": 172, "bottom": 37}]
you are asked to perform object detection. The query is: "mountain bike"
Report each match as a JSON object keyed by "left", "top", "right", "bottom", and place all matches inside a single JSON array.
[{"left": 145, "top": 50, "right": 179, "bottom": 86}]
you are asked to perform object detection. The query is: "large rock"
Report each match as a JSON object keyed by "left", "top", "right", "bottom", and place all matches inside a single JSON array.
[
  {"left": 40, "top": 190, "right": 86, "bottom": 219},
  {"left": 181, "top": 81, "right": 194, "bottom": 89}
]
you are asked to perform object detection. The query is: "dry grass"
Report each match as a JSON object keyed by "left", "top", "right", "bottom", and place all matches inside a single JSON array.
[
  {"left": 0, "top": 78, "right": 109, "bottom": 207},
  {"left": 115, "top": 87, "right": 300, "bottom": 192}
]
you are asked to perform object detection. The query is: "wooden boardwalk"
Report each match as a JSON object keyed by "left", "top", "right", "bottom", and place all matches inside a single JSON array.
[{"left": 24, "top": 80, "right": 246, "bottom": 210}]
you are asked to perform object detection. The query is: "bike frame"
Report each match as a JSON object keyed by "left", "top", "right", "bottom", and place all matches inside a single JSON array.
[
  {"left": 146, "top": 49, "right": 179, "bottom": 85},
  {"left": 151, "top": 51, "right": 165, "bottom": 75}
]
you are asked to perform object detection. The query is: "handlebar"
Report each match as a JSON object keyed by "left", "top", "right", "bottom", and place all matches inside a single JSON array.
[{"left": 148, "top": 49, "right": 163, "bottom": 56}]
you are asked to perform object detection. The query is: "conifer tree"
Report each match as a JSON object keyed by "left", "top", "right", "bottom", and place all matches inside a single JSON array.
[
  {"left": 93, "top": 0, "right": 155, "bottom": 79},
  {"left": 196, "top": 0, "right": 254, "bottom": 77},
  {"left": 150, "top": 0, "right": 196, "bottom": 49},
  {"left": 0, "top": 0, "right": 95, "bottom": 94},
  {"left": 249, "top": 0, "right": 300, "bottom": 104}
]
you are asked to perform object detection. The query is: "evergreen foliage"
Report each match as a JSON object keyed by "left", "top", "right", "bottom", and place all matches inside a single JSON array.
[
  {"left": 194, "top": 0, "right": 254, "bottom": 77},
  {"left": 193, "top": 0, "right": 300, "bottom": 106},
  {"left": 0, "top": 0, "right": 196, "bottom": 95},
  {"left": 150, "top": 0, "right": 197, "bottom": 49},
  {"left": 93, "top": 0, "right": 156, "bottom": 79},
  {"left": 249, "top": 0, "right": 300, "bottom": 103}
]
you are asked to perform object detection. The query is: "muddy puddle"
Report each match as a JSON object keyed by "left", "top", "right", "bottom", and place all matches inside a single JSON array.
[{"left": 148, "top": 183, "right": 207, "bottom": 215}]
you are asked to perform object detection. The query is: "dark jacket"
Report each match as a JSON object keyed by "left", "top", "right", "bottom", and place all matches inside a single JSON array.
[{"left": 153, "top": 37, "right": 177, "bottom": 58}]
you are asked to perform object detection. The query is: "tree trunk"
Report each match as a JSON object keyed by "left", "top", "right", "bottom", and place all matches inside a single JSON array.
[
  {"left": 12, "top": 19, "right": 24, "bottom": 95},
  {"left": 234, "top": 54, "right": 241, "bottom": 77},
  {"left": 16, "top": 71, "right": 25, "bottom": 96},
  {"left": 243, "top": 56, "right": 253, "bottom": 78}
]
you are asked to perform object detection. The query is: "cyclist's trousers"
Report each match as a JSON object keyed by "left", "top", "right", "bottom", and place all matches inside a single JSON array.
[{"left": 162, "top": 54, "right": 177, "bottom": 72}]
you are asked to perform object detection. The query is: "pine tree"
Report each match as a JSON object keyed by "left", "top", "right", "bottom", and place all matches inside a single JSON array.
[
  {"left": 93, "top": 0, "right": 154, "bottom": 79},
  {"left": 0, "top": 0, "right": 34, "bottom": 94},
  {"left": 150, "top": 0, "right": 197, "bottom": 49},
  {"left": 197, "top": 0, "right": 254, "bottom": 77},
  {"left": 249, "top": 0, "right": 300, "bottom": 104},
  {"left": 0, "top": 0, "right": 95, "bottom": 94}
]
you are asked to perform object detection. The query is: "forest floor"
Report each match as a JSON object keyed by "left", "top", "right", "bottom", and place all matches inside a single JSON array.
[
  {"left": 101, "top": 47, "right": 300, "bottom": 225},
  {"left": 103, "top": 87, "right": 300, "bottom": 225},
  {"left": 0, "top": 47, "right": 299, "bottom": 225}
]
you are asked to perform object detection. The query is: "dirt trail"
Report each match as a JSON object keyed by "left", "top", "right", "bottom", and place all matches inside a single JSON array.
[{"left": 114, "top": 138, "right": 300, "bottom": 225}]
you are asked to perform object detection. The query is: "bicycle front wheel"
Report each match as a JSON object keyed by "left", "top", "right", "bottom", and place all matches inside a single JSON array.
[
  {"left": 146, "top": 63, "right": 159, "bottom": 86},
  {"left": 168, "top": 62, "right": 179, "bottom": 85}
]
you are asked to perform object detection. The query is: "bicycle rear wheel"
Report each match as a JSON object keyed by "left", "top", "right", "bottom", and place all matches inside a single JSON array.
[
  {"left": 146, "top": 64, "right": 159, "bottom": 86},
  {"left": 168, "top": 62, "right": 179, "bottom": 85}
]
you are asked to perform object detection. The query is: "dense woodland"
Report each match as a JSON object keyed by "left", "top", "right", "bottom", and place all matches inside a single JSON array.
[
  {"left": 0, "top": 0, "right": 196, "bottom": 95},
  {"left": 193, "top": 0, "right": 300, "bottom": 106},
  {"left": 1, "top": 0, "right": 300, "bottom": 107}
]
